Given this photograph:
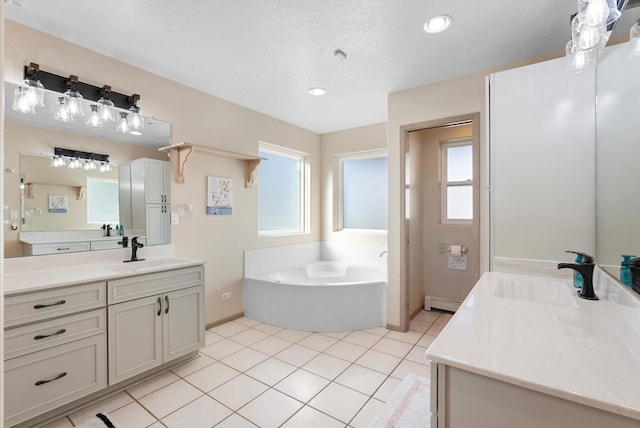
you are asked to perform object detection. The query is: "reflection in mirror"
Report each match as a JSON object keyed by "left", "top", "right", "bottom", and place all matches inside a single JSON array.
[
  {"left": 4, "top": 81, "right": 171, "bottom": 258},
  {"left": 596, "top": 41, "right": 640, "bottom": 273},
  {"left": 20, "top": 153, "right": 119, "bottom": 232}
]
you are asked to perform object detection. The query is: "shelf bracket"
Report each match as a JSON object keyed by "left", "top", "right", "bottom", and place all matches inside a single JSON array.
[
  {"left": 166, "top": 144, "right": 194, "bottom": 184},
  {"left": 245, "top": 159, "right": 262, "bottom": 188}
]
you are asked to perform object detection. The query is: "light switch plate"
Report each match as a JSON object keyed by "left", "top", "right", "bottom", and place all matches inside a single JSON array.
[{"left": 171, "top": 212, "right": 180, "bottom": 225}]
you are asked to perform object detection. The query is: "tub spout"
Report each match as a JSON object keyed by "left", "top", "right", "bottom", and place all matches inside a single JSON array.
[{"left": 379, "top": 250, "right": 388, "bottom": 258}]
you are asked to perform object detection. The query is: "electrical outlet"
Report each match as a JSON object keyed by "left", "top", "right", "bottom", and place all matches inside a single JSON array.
[
  {"left": 439, "top": 243, "right": 447, "bottom": 254},
  {"left": 222, "top": 292, "right": 232, "bottom": 301}
]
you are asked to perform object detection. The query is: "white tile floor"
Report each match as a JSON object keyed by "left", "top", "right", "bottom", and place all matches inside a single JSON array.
[{"left": 46, "top": 310, "right": 451, "bottom": 428}]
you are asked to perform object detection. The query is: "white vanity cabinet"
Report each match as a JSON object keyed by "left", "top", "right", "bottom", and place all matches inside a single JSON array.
[
  {"left": 107, "top": 266, "right": 205, "bottom": 384},
  {"left": 4, "top": 282, "right": 107, "bottom": 427},
  {"left": 131, "top": 158, "right": 171, "bottom": 245}
]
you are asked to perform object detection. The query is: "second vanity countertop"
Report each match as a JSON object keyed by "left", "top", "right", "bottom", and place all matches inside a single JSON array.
[
  {"left": 426, "top": 269, "right": 640, "bottom": 421},
  {"left": 4, "top": 245, "right": 204, "bottom": 295}
]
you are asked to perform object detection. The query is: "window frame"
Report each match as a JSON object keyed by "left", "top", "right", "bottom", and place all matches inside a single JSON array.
[
  {"left": 86, "top": 176, "right": 120, "bottom": 225},
  {"left": 257, "top": 141, "right": 310, "bottom": 237},
  {"left": 440, "top": 138, "right": 473, "bottom": 225},
  {"left": 334, "top": 148, "right": 388, "bottom": 232}
]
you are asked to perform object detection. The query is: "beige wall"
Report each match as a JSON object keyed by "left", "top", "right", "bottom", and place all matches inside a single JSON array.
[
  {"left": 4, "top": 21, "right": 321, "bottom": 326},
  {"left": 319, "top": 122, "right": 387, "bottom": 245}
]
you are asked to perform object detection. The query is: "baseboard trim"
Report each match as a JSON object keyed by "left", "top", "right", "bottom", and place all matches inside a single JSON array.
[
  {"left": 424, "top": 296, "right": 461, "bottom": 312},
  {"left": 206, "top": 312, "right": 244, "bottom": 330}
]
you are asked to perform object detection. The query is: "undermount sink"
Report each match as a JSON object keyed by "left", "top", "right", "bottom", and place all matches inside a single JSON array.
[
  {"left": 104, "top": 258, "right": 190, "bottom": 272},
  {"left": 492, "top": 276, "right": 578, "bottom": 307}
]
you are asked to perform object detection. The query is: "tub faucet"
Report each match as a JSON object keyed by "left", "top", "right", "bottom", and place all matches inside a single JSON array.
[
  {"left": 125, "top": 237, "right": 145, "bottom": 263},
  {"left": 379, "top": 250, "right": 388, "bottom": 258},
  {"left": 557, "top": 251, "right": 598, "bottom": 300}
]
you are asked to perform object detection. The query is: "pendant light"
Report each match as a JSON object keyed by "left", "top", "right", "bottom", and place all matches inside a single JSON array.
[
  {"left": 54, "top": 97, "right": 74, "bottom": 122},
  {"left": 63, "top": 75, "right": 85, "bottom": 117},
  {"left": 97, "top": 85, "right": 116, "bottom": 122},
  {"left": 12, "top": 63, "right": 44, "bottom": 114},
  {"left": 116, "top": 112, "right": 130, "bottom": 133},
  {"left": 127, "top": 94, "right": 144, "bottom": 135},
  {"left": 86, "top": 105, "right": 104, "bottom": 127}
]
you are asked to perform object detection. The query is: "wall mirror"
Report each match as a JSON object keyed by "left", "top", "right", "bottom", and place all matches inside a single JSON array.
[
  {"left": 596, "top": 41, "right": 640, "bottom": 271},
  {"left": 3, "top": 81, "right": 171, "bottom": 258}
]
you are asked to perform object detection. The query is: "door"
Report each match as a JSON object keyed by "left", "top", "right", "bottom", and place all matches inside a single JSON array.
[
  {"left": 404, "top": 116, "right": 480, "bottom": 317},
  {"left": 145, "top": 159, "right": 169, "bottom": 204},
  {"left": 163, "top": 286, "right": 205, "bottom": 361},
  {"left": 108, "top": 295, "right": 162, "bottom": 384}
]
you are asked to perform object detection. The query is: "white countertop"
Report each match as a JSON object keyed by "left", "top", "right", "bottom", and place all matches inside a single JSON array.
[
  {"left": 426, "top": 269, "right": 640, "bottom": 421},
  {"left": 3, "top": 245, "right": 204, "bottom": 295}
]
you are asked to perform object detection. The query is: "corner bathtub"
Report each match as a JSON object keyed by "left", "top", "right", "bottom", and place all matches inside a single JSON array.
[{"left": 243, "top": 261, "right": 387, "bottom": 332}]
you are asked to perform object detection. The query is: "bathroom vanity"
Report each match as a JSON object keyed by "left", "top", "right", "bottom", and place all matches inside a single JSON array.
[
  {"left": 426, "top": 268, "right": 640, "bottom": 427},
  {"left": 3, "top": 248, "right": 204, "bottom": 427}
]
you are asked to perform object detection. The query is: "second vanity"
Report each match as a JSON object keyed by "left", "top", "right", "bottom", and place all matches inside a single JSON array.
[
  {"left": 426, "top": 262, "right": 640, "bottom": 428},
  {"left": 3, "top": 245, "right": 205, "bottom": 427}
]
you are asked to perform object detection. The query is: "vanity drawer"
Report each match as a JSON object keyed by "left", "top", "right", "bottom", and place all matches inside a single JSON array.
[
  {"left": 5, "top": 282, "right": 106, "bottom": 328},
  {"left": 108, "top": 266, "right": 204, "bottom": 304},
  {"left": 27, "top": 241, "right": 91, "bottom": 256},
  {"left": 4, "top": 334, "right": 107, "bottom": 427},
  {"left": 5, "top": 309, "right": 106, "bottom": 360}
]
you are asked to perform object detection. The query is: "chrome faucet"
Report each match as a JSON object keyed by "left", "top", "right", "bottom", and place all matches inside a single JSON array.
[
  {"left": 125, "top": 237, "right": 145, "bottom": 263},
  {"left": 379, "top": 250, "right": 388, "bottom": 258},
  {"left": 557, "top": 251, "right": 598, "bottom": 300}
]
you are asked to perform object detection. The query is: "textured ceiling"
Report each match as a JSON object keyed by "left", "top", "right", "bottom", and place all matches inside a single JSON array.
[{"left": 5, "top": 1, "right": 640, "bottom": 134}]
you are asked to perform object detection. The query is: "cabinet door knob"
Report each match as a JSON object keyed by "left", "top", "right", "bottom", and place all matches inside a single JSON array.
[
  {"left": 165, "top": 295, "right": 170, "bottom": 314},
  {"left": 34, "top": 329, "right": 67, "bottom": 340},
  {"left": 157, "top": 296, "right": 162, "bottom": 316},
  {"left": 33, "top": 300, "right": 66, "bottom": 309},
  {"left": 35, "top": 372, "right": 67, "bottom": 386}
]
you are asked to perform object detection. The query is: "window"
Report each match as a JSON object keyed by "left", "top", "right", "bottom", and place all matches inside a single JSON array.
[
  {"left": 258, "top": 142, "right": 309, "bottom": 235},
  {"left": 336, "top": 150, "right": 388, "bottom": 231},
  {"left": 86, "top": 177, "right": 119, "bottom": 224},
  {"left": 441, "top": 139, "right": 473, "bottom": 223}
]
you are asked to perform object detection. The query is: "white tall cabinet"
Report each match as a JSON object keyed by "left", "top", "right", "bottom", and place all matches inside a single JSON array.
[{"left": 131, "top": 158, "right": 171, "bottom": 245}]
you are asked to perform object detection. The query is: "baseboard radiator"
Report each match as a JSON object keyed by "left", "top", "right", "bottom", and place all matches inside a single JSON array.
[{"left": 424, "top": 295, "right": 461, "bottom": 312}]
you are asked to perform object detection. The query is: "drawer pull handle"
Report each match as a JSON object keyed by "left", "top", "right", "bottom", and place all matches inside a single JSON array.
[
  {"left": 157, "top": 297, "right": 162, "bottom": 316},
  {"left": 165, "top": 295, "right": 170, "bottom": 314},
  {"left": 57, "top": 247, "right": 70, "bottom": 251},
  {"left": 35, "top": 372, "right": 67, "bottom": 386},
  {"left": 34, "top": 329, "right": 67, "bottom": 340},
  {"left": 33, "top": 300, "right": 66, "bottom": 309}
]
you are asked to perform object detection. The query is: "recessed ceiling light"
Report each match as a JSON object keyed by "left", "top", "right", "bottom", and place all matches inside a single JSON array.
[
  {"left": 423, "top": 15, "right": 452, "bottom": 33},
  {"left": 308, "top": 87, "right": 327, "bottom": 96}
]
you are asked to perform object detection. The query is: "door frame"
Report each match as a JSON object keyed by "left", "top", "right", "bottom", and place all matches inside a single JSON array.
[{"left": 398, "top": 112, "right": 481, "bottom": 330}]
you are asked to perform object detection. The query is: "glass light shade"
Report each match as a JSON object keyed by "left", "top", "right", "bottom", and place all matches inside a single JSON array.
[
  {"left": 63, "top": 89, "right": 85, "bottom": 117},
  {"left": 629, "top": 20, "right": 640, "bottom": 60},
  {"left": 128, "top": 106, "right": 144, "bottom": 135},
  {"left": 571, "top": 16, "right": 607, "bottom": 51},
  {"left": 566, "top": 40, "right": 598, "bottom": 73},
  {"left": 97, "top": 97, "right": 116, "bottom": 122},
  {"left": 51, "top": 155, "right": 66, "bottom": 168},
  {"left": 68, "top": 157, "right": 83, "bottom": 169},
  {"left": 86, "top": 105, "right": 103, "bottom": 127},
  {"left": 12, "top": 87, "right": 35, "bottom": 114},
  {"left": 54, "top": 97, "right": 74, "bottom": 122},
  {"left": 577, "top": 0, "right": 620, "bottom": 27},
  {"left": 24, "top": 79, "right": 45, "bottom": 108},
  {"left": 99, "top": 161, "right": 112, "bottom": 173},
  {"left": 116, "top": 112, "right": 130, "bottom": 133},
  {"left": 84, "top": 159, "right": 97, "bottom": 171}
]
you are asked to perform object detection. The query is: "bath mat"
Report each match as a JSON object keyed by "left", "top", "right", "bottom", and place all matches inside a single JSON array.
[
  {"left": 74, "top": 412, "right": 121, "bottom": 428},
  {"left": 369, "top": 373, "right": 430, "bottom": 428}
]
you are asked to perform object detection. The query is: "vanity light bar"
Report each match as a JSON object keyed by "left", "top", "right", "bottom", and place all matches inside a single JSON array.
[
  {"left": 54, "top": 147, "right": 109, "bottom": 163},
  {"left": 23, "top": 63, "right": 140, "bottom": 111}
]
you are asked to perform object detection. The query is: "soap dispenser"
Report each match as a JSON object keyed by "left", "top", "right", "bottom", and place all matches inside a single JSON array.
[
  {"left": 571, "top": 252, "right": 584, "bottom": 288},
  {"left": 629, "top": 257, "right": 640, "bottom": 295},
  {"left": 620, "top": 255, "right": 635, "bottom": 287}
]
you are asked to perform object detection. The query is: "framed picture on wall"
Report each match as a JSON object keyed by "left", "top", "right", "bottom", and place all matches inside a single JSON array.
[
  {"left": 48, "top": 195, "right": 68, "bottom": 213},
  {"left": 207, "top": 176, "right": 232, "bottom": 215}
]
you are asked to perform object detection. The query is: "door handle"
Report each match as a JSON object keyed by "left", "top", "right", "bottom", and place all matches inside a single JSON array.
[
  {"left": 157, "top": 296, "right": 162, "bottom": 316},
  {"left": 165, "top": 295, "right": 169, "bottom": 314},
  {"left": 35, "top": 372, "right": 67, "bottom": 386}
]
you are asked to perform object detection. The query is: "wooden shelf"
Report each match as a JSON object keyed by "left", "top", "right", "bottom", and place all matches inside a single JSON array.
[{"left": 158, "top": 142, "right": 264, "bottom": 187}]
